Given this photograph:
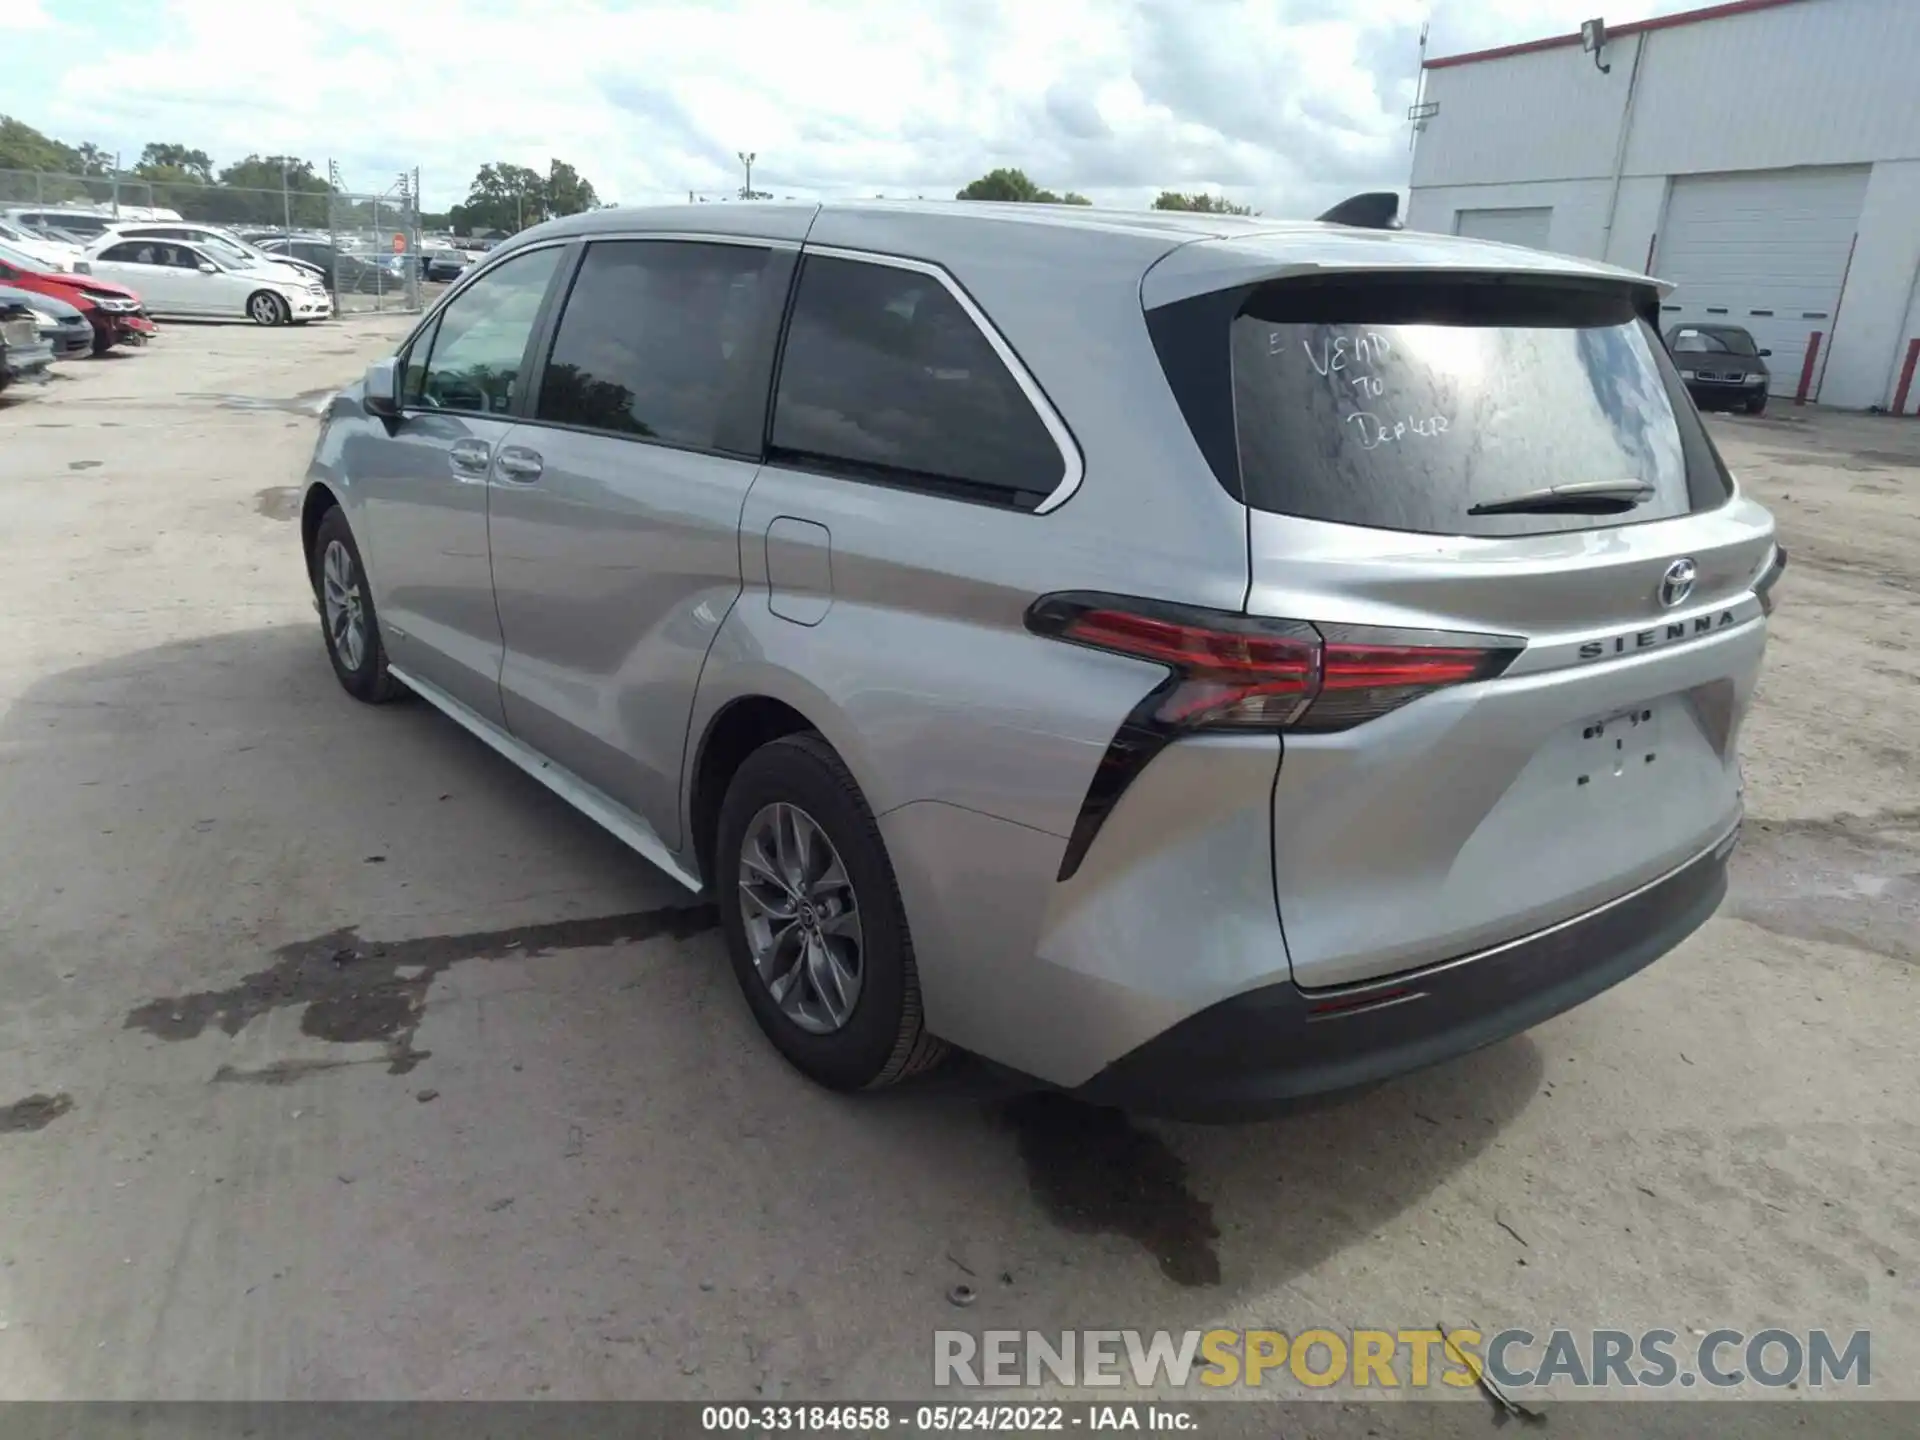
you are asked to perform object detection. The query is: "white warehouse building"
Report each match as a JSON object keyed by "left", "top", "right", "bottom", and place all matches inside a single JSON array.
[{"left": 1406, "top": 0, "right": 1920, "bottom": 411}]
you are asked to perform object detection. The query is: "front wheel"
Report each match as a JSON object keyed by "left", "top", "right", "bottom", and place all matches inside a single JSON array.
[
  {"left": 1745, "top": 393, "right": 1768, "bottom": 415},
  {"left": 248, "top": 290, "right": 289, "bottom": 326},
  {"left": 310, "top": 507, "right": 400, "bottom": 703},
  {"left": 715, "top": 734, "right": 947, "bottom": 1091}
]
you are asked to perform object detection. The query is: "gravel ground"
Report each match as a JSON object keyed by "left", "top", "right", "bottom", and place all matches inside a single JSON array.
[{"left": 0, "top": 320, "right": 1911, "bottom": 1423}]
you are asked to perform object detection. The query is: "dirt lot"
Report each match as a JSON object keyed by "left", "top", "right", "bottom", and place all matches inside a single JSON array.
[{"left": 0, "top": 321, "right": 1913, "bottom": 1416}]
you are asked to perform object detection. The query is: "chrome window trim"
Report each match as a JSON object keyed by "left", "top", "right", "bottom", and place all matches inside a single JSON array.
[{"left": 797, "top": 243, "right": 1086, "bottom": 515}]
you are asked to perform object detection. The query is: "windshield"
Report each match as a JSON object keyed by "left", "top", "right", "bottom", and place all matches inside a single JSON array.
[
  {"left": 1223, "top": 278, "right": 1728, "bottom": 537},
  {"left": 1669, "top": 327, "right": 1757, "bottom": 356},
  {"left": 192, "top": 233, "right": 256, "bottom": 265}
]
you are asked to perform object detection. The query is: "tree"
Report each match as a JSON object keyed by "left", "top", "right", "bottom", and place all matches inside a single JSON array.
[
  {"left": 956, "top": 168, "right": 1092, "bottom": 204},
  {"left": 135, "top": 143, "right": 214, "bottom": 184},
  {"left": 543, "top": 158, "right": 599, "bottom": 217},
  {"left": 1152, "top": 191, "right": 1256, "bottom": 215},
  {"left": 72, "top": 143, "right": 114, "bottom": 178},
  {"left": 449, "top": 159, "right": 600, "bottom": 235}
]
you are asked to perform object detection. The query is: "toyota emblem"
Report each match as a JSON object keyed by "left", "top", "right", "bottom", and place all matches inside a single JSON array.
[{"left": 1659, "top": 558, "right": 1697, "bottom": 609}]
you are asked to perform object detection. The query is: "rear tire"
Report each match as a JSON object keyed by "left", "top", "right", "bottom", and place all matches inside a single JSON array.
[
  {"left": 249, "top": 290, "right": 289, "bottom": 326},
  {"left": 715, "top": 734, "right": 947, "bottom": 1091},
  {"left": 310, "top": 506, "right": 401, "bottom": 704}
]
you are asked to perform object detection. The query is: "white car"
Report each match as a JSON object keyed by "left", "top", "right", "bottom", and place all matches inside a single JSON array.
[
  {"left": 0, "top": 217, "right": 79, "bottom": 271},
  {"left": 98, "top": 222, "right": 328, "bottom": 287},
  {"left": 77, "top": 237, "right": 332, "bottom": 325}
]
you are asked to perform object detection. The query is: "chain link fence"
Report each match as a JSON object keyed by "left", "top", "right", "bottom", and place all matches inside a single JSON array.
[{"left": 0, "top": 166, "right": 426, "bottom": 315}]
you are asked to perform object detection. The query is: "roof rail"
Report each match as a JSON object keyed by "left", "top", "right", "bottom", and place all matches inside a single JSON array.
[{"left": 1316, "top": 192, "right": 1402, "bottom": 230}]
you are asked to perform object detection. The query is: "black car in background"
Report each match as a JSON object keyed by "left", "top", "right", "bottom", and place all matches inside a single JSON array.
[
  {"left": 1665, "top": 323, "right": 1772, "bottom": 415},
  {"left": 254, "top": 237, "right": 397, "bottom": 295}
]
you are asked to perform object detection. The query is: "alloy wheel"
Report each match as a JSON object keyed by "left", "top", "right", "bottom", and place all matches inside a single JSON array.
[
  {"left": 320, "top": 539, "right": 367, "bottom": 672},
  {"left": 738, "top": 802, "right": 864, "bottom": 1034}
]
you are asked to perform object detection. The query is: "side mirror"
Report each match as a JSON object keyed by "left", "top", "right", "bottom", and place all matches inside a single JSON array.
[
  {"left": 363, "top": 357, "right": 401, "bottom": 417},
  {"left": 1758, "top": 348, "right": 1772, "bottom": 357},
  {"left": 198, "top": 261, "right": 218, "bottom": 274}
]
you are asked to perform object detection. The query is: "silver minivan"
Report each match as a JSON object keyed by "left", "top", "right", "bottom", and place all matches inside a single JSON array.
[{"left": 299, "top": 198, "right": 1783, "bottom": 1117}]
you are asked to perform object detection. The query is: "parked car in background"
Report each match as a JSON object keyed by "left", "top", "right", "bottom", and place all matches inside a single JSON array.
[
  {"left": 0, "top": 284, "right": 94, "bottom": 359},
  {"left": 3, "top": 207, "right": 119, "bottom": 243},
  {"left": 78, "top": 239, "right": 331, "bottom": 325},
  {"left": 99, "top": 223, "right": 329, "bottom": 287},
  {"left": 0, "top": 292, "right": 55, "bottom": 393},
  {"left": 0, "top": 240, "right": 155, "bottom": 353},
  {"left": 254, "top": 236, "right": 395, "bottom": 295},
  {"left": 419, "top": 247, "right": 467, "bottom": 283},
  {"left": 0, "top": 216, "right": 80, "bottom": 270},
  {"left": 300, "top": 200, "right": 1782, "bottom": 1115},
  {"left": 1665, "top": 324, "right": 1771, "bottom": 414}
]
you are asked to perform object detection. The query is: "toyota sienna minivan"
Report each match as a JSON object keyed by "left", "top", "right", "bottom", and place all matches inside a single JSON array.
[{"left": 299, "top": 197, "right": 1783, "bottom": 1118}]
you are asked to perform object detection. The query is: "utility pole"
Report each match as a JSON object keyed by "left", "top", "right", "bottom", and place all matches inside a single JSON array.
[
  {"left": 738, "top": 151, "right": 756, "bottom": 200},
  {"left": 110, "top": 152, "right": 121, "bottom": 218},
  {"left": 282, "top": 158, "right": 293, "bottom": 235}
]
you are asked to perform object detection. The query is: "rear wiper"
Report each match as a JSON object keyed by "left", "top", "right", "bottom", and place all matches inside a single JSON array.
[{"left": 1467, "top": 479, "right": 1655, "bottom": 516}]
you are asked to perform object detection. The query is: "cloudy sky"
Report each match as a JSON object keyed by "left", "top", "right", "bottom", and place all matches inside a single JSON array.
[{"left": 3, "top": 0, "right": 1694, "bottom": 214}]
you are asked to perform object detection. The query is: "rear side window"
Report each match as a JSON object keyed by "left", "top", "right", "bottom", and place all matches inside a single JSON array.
[
  {"left": 770, "top": 254, "right": 1064, "bottom": 508},
  {"left": 535, "top": 239, "right": 772, "bottom": 452},
  {"left": 1176, "top": 277, "right": 1730, "bottom": 538}
]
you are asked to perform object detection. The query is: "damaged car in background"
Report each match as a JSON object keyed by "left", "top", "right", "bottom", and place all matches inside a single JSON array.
[
  {"left": 0, "top": 284, "right": 94, "bottom": 360},
  {"left": 0, "top": 240, "right": 155, "bottom": 354},
  {"left": 0, "top": 291, "right": 55, "bottom": 394}
]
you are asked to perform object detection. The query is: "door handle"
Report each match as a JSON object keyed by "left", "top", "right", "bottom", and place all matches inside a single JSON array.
[
  {"left": 495, "top": 446, "right": 544, "bottom": 483},
  {"left": 448, "top": 439, "right": 492, "bottom": 477}
]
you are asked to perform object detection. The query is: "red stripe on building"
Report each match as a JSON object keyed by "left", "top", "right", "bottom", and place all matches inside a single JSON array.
[{"left": 1425, "top": 0, "right": 1807, "bottom": 71}]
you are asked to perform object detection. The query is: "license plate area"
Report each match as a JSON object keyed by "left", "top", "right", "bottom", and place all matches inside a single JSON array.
[{"left": 1573, "top": 700, "right": 1668, "bottom": 791}]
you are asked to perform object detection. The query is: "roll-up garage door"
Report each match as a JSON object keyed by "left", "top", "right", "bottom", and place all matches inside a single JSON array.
[
  {"left": 1453, "top": 207, "right": 1553, "bottom": 250},
  {"left": 1653, "top": 166, "right": 1869, "bottom": 397}
]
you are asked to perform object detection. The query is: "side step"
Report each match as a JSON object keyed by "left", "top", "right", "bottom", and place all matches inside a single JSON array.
[{"left": 387, "top": 665, "right": 706, "bottom": 895}]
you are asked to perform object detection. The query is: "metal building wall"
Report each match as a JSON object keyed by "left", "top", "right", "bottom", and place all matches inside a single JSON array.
[{"left": 1404, "top": 0, "right": 1920, "bottom": 409}]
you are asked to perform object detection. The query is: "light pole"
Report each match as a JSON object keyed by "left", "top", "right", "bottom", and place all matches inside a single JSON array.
[{"left": 738, "top": 151, "right": 756, "bottom": 200}]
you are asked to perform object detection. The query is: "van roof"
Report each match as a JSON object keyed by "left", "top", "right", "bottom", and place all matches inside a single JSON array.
[{"left": 513, "top": 198, "right": 1665, "bottom": 302}]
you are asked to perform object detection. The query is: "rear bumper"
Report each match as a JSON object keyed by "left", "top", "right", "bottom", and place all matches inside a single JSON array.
[{"left": 1070, "top": 822, "right": 1738, "bottom": 1121}]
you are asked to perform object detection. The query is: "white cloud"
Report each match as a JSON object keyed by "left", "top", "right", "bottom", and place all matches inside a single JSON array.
[
  {"left": 0, "top": 0, "right": 55, "bottom": 29},
  {"left": 27, "top": 0, "right": 1696, "bottom": 214}
]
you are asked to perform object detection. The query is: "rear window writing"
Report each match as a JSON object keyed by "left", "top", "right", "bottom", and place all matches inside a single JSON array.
[{"left": 1231, "top": 284, "right": 1703, "bottom": 537}]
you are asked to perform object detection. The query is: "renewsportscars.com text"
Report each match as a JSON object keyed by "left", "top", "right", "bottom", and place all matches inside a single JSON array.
[{"left": 933, "top": 1327, "right": 1871, "bottom": 1391}]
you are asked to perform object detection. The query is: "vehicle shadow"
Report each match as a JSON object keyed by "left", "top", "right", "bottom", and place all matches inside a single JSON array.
[{"left": 1, "top": 620, "right": 1545, "bottom": 1397}]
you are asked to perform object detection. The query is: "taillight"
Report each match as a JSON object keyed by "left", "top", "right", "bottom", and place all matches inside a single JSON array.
[
  {"left": 1028, "top": 593, "right": 1523, "bottom": 882},
  {"left": 1026, "top": 593, "right": 1521, "bottom": 735}
]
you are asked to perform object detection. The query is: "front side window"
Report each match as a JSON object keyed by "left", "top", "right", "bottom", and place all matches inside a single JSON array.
[
  {"left": 535, "top": 239, "right": 772, "bottom": 451},
  {"left": 769, "top": 255, "right": 1065, "bottom": 507},
  {"left": 413, "top": 246, "right": 561, "bottom": 415}
]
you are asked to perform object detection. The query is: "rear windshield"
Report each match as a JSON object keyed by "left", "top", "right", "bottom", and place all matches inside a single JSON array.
[{"left": 1225, "top": 278, "right": 1728, "bottom": 537}]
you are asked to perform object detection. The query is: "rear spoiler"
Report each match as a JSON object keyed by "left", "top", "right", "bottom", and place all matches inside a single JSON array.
[{"left": 1316, "top": 192, "right": 1402, "bottom": 230}]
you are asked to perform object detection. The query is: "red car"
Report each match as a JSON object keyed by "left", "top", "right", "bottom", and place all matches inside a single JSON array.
[{"left": 0, "top": 240, "right": 156, "bottom": 354}]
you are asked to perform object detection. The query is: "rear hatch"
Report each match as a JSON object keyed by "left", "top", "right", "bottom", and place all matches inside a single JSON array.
[{"left": 1148, "top": 258, "right": 1777, "bottom": 989}]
